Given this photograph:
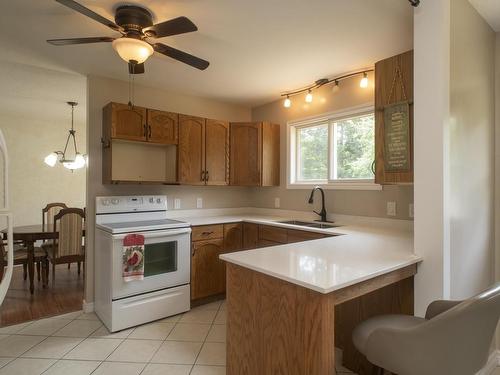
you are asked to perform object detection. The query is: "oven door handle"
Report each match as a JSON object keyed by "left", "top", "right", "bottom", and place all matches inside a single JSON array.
[{"left": 111, "top": 228, "right": 192, "bottom": 240}]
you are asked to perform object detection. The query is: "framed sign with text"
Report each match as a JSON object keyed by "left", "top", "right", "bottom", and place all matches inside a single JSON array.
[{"left": 383, "top": 101, "right": 410, "bottom": 172}]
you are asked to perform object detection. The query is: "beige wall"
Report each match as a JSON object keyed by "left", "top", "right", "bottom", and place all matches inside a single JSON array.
[
  {"left": 449, "top": 0, "right": 495, "bottom": 299},
  {"left": 0, "top": 60, "right": 86, "bottom": 226},
  {"left": 251, "top": 71, "right": 414, "bottom": 220},
  {"left": 495, "top": 32, "right": 500, "bottom": 349},
  {"left": 85, "top": 75, "right": 252, "bottom": 303}
]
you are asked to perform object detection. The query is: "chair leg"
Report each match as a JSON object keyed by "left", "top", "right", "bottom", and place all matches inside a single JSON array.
[
  {"left": 23, "top": 263, "right": 27, "bottom": 281},
  {"left": 67, "top": 263, "right": 70, "bottom": 269},
  {"left": 36, "top": 261, "right": 41, "bottom": 282},
  {"left": 77, "top": 262, "right": 81, "bottom": 275},
  {"left": 52, "top": 263, "right": 56, "bottom": 285}
]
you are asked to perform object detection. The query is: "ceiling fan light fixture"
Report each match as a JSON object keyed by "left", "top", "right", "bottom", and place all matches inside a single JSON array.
[{"left": 112, "top": 38, "right": 154, "bottom": 64}]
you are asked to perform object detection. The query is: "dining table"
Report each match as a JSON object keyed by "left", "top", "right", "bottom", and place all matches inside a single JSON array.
[{"left": 4, "top": 224, "right": 85, "bottom": 294}]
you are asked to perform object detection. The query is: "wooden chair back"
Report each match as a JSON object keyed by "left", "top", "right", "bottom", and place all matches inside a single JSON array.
[
  {"left": 42, "top": 203, "right": 68, "bottom": 230},
  {"left": 52, "top": 208, "right": 85, "bottom": 259}
]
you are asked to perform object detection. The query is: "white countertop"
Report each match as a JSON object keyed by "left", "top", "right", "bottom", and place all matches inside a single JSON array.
[{"left": 172, "top": 210, "right": 421, "bottom": 294}]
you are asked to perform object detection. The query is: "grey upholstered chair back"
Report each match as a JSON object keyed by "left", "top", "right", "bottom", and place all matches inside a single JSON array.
[{"left": 366, "top": 283, "right": 500, "bottom": 375}]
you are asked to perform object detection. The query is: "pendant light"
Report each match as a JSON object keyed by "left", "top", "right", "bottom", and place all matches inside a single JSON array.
[{"left": 44, "top": 102, "right": 87, "bottom": 170}]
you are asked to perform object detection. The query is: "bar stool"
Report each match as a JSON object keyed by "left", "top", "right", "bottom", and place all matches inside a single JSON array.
[{"left": 352, "top": 283, "right": 500, "bottom": 375}]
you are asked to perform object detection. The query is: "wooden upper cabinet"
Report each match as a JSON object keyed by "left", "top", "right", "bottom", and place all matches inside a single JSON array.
[
  {"left": 375, "top": 50, "right": 414, "bottom": 184},
  {"left": 223, "top": 223, "right": 243, "bottom": 252},
  {"left": 108, "top": 102, "right": 147, "bottom": 142},
  {"left": 178, "top": 115, "right": 205, "bottom": 185},
  {"left": 230, "top": 122, "right": 280, "bottom": 186},
  {"left": 147, "top": 110, "right": 178, "bottom": 144},
  {"left": 205, "top": 119, "right": 229, "bottom": 185}
]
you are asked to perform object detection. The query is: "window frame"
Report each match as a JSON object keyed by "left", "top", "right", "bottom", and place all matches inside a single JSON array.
[{"left": 287, "top": 104, "right": 381, "bottom": 191}]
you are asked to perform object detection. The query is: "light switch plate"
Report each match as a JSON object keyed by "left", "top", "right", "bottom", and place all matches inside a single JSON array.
[
  {"left": 196, "top": 197, "right": 203, "bottom": 209},
  {"left": 409, "top": 203, "right": 414, "bottom": 218},
  {"left": 274, "top": 197, "right": 280, "bottom": 208},
  {"left": 387, "top": 201, "right": 397, "bottom": 216},
  {"left": 174, "top": 198, "right": 181, "bottom": 210}
]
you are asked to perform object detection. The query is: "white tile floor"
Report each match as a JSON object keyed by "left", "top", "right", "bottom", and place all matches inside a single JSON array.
[{"left": 0, "top": 300, "right": 496, "bottom": 375}]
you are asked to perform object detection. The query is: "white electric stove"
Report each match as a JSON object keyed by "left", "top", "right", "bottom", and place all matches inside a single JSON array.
[{"left": 95, "top": 195, "right": 191, "bottom": 332}]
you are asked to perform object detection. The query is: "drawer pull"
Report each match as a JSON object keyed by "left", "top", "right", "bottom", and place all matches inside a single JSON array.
[{"left": 202, "top": 231, "right": 214, "bottom": 236}]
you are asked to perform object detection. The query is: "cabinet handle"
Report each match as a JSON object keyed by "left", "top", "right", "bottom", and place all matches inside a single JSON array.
[
  {"left": 201, "top": 170, "right": 205, "bottom": 181},
  {"left": 143, "top": 124, "right": 147, "bottom": 138},
  {"left": 371, "top": 160, "right": 376, "bottom": 175},
  {"left": 202, "top": 231, "right": 214, "bottom": 236},
  {"left": 148, "top": 125, "right": 152, "bottom": 139},
  {"left": 205, "top": 170, "right": 209, "bottom": 182}
]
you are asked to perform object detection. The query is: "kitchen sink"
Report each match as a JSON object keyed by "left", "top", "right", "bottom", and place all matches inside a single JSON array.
[{"left": 277, "top": 220, "right": 341, "bottom": 229}]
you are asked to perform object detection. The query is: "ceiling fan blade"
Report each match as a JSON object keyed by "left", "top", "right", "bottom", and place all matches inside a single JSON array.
[
  {"left": 143, "top": 16, "right": 197, "bottom": 38},
  {"left": 129, "top": 62, "right": 145, "bottom": 74},
  {"left": 47, "top": 37, "right": 115, "bottom": 45},
  {"left": 55, "top": 0, "right": 123, "bottom": 33},
  {"left": 153, "top": 43, "right": 209, "bottom": 70}
]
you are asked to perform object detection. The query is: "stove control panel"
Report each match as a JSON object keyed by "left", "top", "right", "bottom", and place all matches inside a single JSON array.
[{"left": 96, "top": 195, "right": 167, "bottom": 214}]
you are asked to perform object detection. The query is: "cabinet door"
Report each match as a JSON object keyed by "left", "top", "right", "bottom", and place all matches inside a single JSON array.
[
  {"left": 375, "top": 50, "right": 414, "bottom": 184},
  {"left": 205, "top": 119, "right": 229, "bottom": 185},
  {"left": 259, "top": 225, "right": 287, "bottom": 244},
  {"left": 243, "top": 223, "right": 259, "bottom": 250},
  {"left": 223, "top": 223, "right": 243, "bottom": 252},
  {"left": 191, "top": 239, "right": 225, "bottom": 300},
  {"left": 262, "top": 122, "right": 280, "bottom": 186},
  {"left": 110, "top": 103, "right": 147, "bottom": 142},
  {"left": 179, "top": 115, "right": 205, "bottom": 185},
  {"left": 287, "top": 229, "right": 325, "bottom": 243},
  {"left": 230, "top": 123, "right": 262, "bottom": 186},
  {"left": 147, "top": 110, "right": 178, "bottom": 144}
]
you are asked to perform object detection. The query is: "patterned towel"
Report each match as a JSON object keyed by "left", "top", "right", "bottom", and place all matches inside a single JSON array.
[{"left": 122, "top": 234, "right": 145, "bottom": 282}]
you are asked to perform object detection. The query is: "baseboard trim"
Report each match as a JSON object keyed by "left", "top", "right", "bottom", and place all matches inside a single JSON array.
[
  {"left": 478, "top": 350, "right": 500, "bottom": 375},
  {"left": 82, "top": 300, "right": 94, "bottom": 313}
]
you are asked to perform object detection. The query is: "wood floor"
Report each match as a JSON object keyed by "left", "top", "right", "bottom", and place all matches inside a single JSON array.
[{"left": 0, "top": 263, "right": 84, "bottom": 327}]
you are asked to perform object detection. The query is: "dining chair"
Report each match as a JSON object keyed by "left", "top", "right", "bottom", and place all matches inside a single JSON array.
[
  {"left": 45, "top": 208, "right": 85, "bottom": 283},
  {"left": 352, "top": 282, "right": 500, "bottom": 375},
  {"left": 42, "top": 203, "right": 71, "bottom": 269},
  {"left": 0, "top": 240, "right": 47, "bottom": 285}
]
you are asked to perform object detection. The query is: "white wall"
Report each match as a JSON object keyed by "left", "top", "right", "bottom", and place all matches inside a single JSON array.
[
  {"left": 414, "top": 0, "right": 452, "bottom": 316},
  {"left": 85, "top": 75, "right": 252, "bottom": 304},
  {"left": 251, "top": 73, "right": 414, "bottom": 220},
  {"left": 449, "top": 0, "right": 495, "bottom": 299},
  {"left": 0, "top": 61, "right": 86, "bottom": 226}
]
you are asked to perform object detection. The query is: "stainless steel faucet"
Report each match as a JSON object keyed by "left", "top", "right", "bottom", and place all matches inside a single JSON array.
[{"left": 308, "top": 186, "right": 328, "bottom": 223}]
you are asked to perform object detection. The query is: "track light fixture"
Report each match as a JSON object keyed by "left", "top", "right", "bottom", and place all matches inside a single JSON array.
[
  {"left": 281, "top": 70, "right": 373, "bottom": 108},
  {"left": 408, "top": 0, "right": 420, "bottom": 7}
]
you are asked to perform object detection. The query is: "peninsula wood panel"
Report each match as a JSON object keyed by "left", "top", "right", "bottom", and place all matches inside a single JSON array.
[
  {"left": 242, "top": 223, "right": 259, "bottom": 250},
  {"left": 375, "top": 50, "right": 414, "bottom": 184},
  {"left": 108, "top": 102, "right": 147, "bottom": 142},
  {"left": 230, "top": 122, "right": 262, "bottom": 186},
  {"left": 227, "top": 263, "right": 335, "bottom": 375},
  {"left": 147, "top": 109, "right": 178, "bottom": 144},
  {"left": 205, "top": 119, "right": 229, "bottom": 185},
  {"left": 179, "top": 115, "right": 205, "bottom": 185},
  {"left": 191, "top": 238, "right": 225, "bottom": 300},
  {"left": 223, "top": 223, "right": 243, "bottom": 252}
]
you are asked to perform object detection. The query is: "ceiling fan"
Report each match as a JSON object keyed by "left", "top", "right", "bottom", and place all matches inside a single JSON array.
[{"left": 47, "top": 0, "right": 209, "bottom": 74}]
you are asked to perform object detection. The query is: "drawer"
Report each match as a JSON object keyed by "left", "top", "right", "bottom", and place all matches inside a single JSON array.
[
  {"left": 259, "top": 225, "right": 287, "bottom": 244},
  {"left": 287, "top": 229, "right": 326, "bottom": 243},
  {"left": 192, "top": 224, "right": 223, "bottom": 241}
]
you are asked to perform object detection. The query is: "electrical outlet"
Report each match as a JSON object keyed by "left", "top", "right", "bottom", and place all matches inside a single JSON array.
[
  {"left": 387, "top": 201, "right": 397, "bottom": 216},
  {"left": 409, "top": 203, "right": 414, "bottom": 218},
  {"left": 174, "top": 198, "right": 181, "bottom": 210},
  {"left": 274, "top": 197, "right": 280, "bottom": 208},
  {"left": 196, "top": 197, "right": 203, "bottom": 209}
]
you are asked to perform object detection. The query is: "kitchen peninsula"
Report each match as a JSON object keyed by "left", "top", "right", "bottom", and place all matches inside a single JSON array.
[{"left": 215, "top": 215, "right": 421, "bottom": 375}]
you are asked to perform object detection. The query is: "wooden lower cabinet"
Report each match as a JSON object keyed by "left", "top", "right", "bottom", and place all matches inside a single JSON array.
[
  {"left": 223, "top": 223, "right": 243, "bottom": 252},
  {"left": 243, "top": 223, "right": 259, "bottom": 250},
  {"left": 287, "top": 229, "right": 326, "bottom": 243},
  {"left": 191, "top": 238, "right": 225, "bottom": 300}
]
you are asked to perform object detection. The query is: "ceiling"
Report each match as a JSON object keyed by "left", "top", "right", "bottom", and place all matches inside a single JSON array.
[
  {"left": 0, "top": 0, "right": 413, "bottom": 107},
  {"left": 469, "top": 0, "right": 500, "bottom": 32}
]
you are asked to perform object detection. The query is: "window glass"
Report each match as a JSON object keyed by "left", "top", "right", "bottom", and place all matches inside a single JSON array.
[{"left": 297, "top": 124, "right": 328, "bottom": 181}]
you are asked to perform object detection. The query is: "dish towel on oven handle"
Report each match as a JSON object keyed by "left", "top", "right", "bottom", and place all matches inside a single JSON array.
[{"left": 122, "top": 234, "right": 145, "bottom": 282}]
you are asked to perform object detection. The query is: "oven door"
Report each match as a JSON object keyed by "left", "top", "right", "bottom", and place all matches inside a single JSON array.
[{"left": 111, "top": 227, "right": 191, "bottom": 300}]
